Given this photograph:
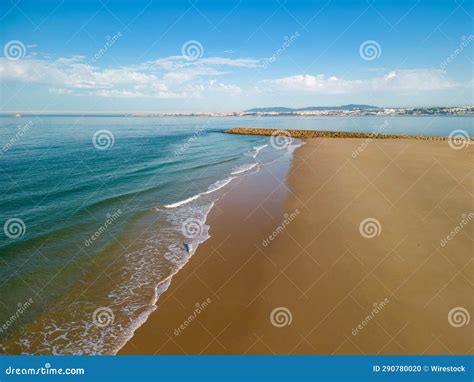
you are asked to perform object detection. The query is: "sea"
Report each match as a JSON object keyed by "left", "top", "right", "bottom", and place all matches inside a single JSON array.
[{"left": 0, "top": 115, "right": 472, "bottom": 354}]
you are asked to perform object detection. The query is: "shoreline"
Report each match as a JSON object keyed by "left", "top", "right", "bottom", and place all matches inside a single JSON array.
[
  {"left": 120, "top": 136, "right": 472, "bottom": 355},
  {"left": 119, "top": 144, "right": 295, "bottom": 354}
]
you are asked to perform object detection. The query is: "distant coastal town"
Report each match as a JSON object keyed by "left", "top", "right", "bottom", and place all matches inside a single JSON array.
[
  {"left": 3, "top": 105, "right": 473, "bottom": 118},
  {"left": 128, "top": 105, "right": 473, "bottom": 117}
]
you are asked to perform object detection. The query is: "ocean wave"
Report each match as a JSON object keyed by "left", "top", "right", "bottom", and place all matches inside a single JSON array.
[
  {"left": 6, "top": 137, "right": 300, "bottom": 356},
  {"left": 202, "top": 177, "right": 234, "bottom": 195},
  {"left": 287, "top": 141, "right": 305, "bottom": 154},
  {"left": 164, "top": 194, "right": 201, "bottom": 208},
  {"left": 230, "top": 163, "right": 258, "bottom": 175},
  {"left": 111, "top": 202, "right": 216, "bottom": 354},
  {"left": 164, "top": 177, "right": 235, "bottom": 209},
  {"left": 9, "top": 201, "right": 216, "bottom": 356},
  {"left": 113, "top": 141, "right": 301, "bottom": 354},
  {"left": 246, "top": 144, "right": 268, "bottom": 158}
]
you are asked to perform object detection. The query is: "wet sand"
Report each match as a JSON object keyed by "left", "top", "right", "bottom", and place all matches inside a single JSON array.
[{"left": 120, "top": 138, "right": 472, "bottom": 355}]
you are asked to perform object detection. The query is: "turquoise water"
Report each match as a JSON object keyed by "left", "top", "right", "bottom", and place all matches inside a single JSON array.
[
  {"left": 0, "top": 116, "right": 289, "bottom": 354},
  {"left": 0, "top": 115, "right": 472, "bottom": 354}
]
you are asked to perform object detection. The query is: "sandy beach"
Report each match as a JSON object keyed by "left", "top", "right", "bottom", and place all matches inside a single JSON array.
[{"left": 120, "top": 137, "right": 472, "bottom": 355}]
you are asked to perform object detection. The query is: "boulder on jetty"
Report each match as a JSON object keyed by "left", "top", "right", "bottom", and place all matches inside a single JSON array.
[{"left": 225, "top": 127, "right": 452, "bottom": 141}]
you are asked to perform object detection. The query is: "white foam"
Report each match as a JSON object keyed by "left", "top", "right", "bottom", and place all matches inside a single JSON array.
[
  {"left": 164, "top": 177, "right": 234, "bottom": 209},
  {"left": 287, "top": 141, "right": 305, "bottom": 154},
  {"left": 231, "top": 163, "right": 258, "bottom": 175},
  {"left": 203, "top": 177, "right": 234, "bottom": 195},
  {"left": 12, "top": 141, "right": 303, "bottom": 356},
  {"left": 116, "top": 141, "right": 302, "bottom": 355},
  {"left": 248, "top": 144, "right": 268, "bottom": 158},
  {"left": 112, "top": 201, "right": 216, "bottom": 354},
  {"left": 164, "top": 193, "right": 201, "bottom": 208}
]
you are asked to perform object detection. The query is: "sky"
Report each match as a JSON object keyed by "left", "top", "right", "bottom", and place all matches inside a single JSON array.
[{"left": 0, "top": 0, "right": 473, "bottom": 112}]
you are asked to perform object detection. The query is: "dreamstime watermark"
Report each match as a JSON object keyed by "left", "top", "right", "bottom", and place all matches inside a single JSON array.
[
  {"left": 92, "top": 129, "right": 115, "bottom": 150},
  {"left": 3, "top": 40, "right": 26, "bottom": 60},
  {"left": 5, "top": 364, "right": 85, "bottom": 376},
  {"left": 448, "top": 129, "right": 470, "bottom": 150},
  {"left": 262, "top": 209, "right": 300, "bottom": 247},
  {"left": 174, "top": 121, "right": 211, "bottom": 157},
  {"left": 3, "top": 218, "right": 26, "bottom": 239},
  {"left": 181, "top": 40, "right": 203, "bottom": 61},
  {"left": 270, "top": 129, "right": 294, "bottom": 150},
  {"left": 88, "top": 31, "right": 122, "bottom": 65},
  {"left": 92, "top": 307, "right": 114, "bottom": 328},
  {"left": 0, "top": 298, "right": 34, "bottom": 335},
  {"left": 351, "top": 120, "right": 389, "bottom": 158},
  {"left": 262, "top": 31, "right": 301, "bottom": 69},
  {"left": 447, "top": 307, "right": 470, "bottom": 328},
  {"left": 440, "top": 212, "right": 473, "bottom": 247},
  {"left": 2, "top": 120, "right": 33, "bottom": 153},
  {"left": 359, "top": 218, "right": 382, "bottom": 239},
  {"left": 173, "top": 297, "right": 212, "bottom": 336},
  {"left": 359, "top": 40, "right": 381, "bottom": 61},
  {"left": 352, "top": 298, "right": 390, "bottom": 336},
  {"left": 181, "top": 217, "right": 204, "bottom": 239},
  {"left": 84, "top": 209, "right": 122, "bottom": 247},
  {"left": 270, "top": 307, "right": 292, "bottom": 327},
  {"left": 440, "top": 35, "right": 474, "bottom": 70}
]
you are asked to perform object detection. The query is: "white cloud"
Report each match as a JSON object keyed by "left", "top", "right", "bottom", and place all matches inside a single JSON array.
[
  {"left": 142, "top": 56, "right": 260, "bottom": 71},
  {"left": 0, "top": 50, "right": 463, "bottom": 103},
  {"left": 0, "top": 54, "right": 250, "bottom": 99},
  {"left": 262, "top": 69, "right": 459, "bottom": 94},
  {"left": 207, "top": 80, "right": 242, "bottom": 96},
  {"left": 371, "top": 69, "right": 456, "bottom": 91},
  {"left": 163, "top": 67, "right": 225, "bottom": 84},
  {"left": 48, "top": 88, "right": 73, "bottom": 95},
  {"left": 262, "top": 74, "right": 360, "bottom": 93},
  {"left": 198, "top": 57, "right": 260, "bottom": 68}
]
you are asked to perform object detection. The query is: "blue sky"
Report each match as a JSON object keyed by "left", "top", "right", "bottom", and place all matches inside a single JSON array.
[{"left": 0, "top": 0, "right": 472, "bottom": 112}]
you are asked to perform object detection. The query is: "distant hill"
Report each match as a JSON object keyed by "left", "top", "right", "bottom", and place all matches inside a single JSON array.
[{"left": 244, "top": 104, "right": 380, "bottom": 112}]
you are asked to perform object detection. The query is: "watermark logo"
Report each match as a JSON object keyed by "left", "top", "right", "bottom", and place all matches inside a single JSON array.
[
  {"left": 5, "top": 363, "right": 84, "bottom": 376},
  {"left": 359, "top": 218, "right": 381, "bottom": 239},
  {"left": 352, "top": 298, "right": 390, "bottom": 336},
  {"left": 181, "top": 40, "right": 203, "bottom": 61},
  {"left": 3, "top": 218, "right": 26, "bottom": 239},
  {"left": 2, "top": 120, "right": 33, "bottom": 153},
  {"left": 262, "top": 209, "right": 300, "bottom": 247},
  {"left": 174, "top": 121, "right": 210, "bottom": 157},
  {"left": 92, "top": 129, "right": 115, "bottom": 150},
  {"left": 448, "top": 307, "right": 470, "bottom": 328},
  {"left": 270, "top": 129, "right": 293, "bottom": 150},
  {"left": 263, "top": 31, "right": 301, "bottom": 69},
  {"left": 359, "top": 40, "right": 382, "bottom": 61},
  {"left": 88, "top": 31, "right": 122, "bottom": 64},
  {"left": 84, "top": 209, "right": 122, "bottom": 247},
  {"left": 92, "top": 307, "right": 114, "bottom": 328},
  {"left": 351, "top": 120, "right": 389, "bottom": 158},
  {"left": 448, "top": 129, "right": 470, "bottom": 150},
  {"left": 174, "top": 297, "right": 212, "bottom": 336},
  {"left": 440, "top": 212, "right": 473, "bottom": 247},
  {"left": 270, "top": 307, "right": 292, "bottom": 327},
  {"left": 3, "top": 40, "right": 26, "bottom": 60},
  {"left": 0, "top": 298, "right": 34, "bottom": 335},
  {"left": 181, "top": 217, "right": 204, "bottom": 239},
  {"left": 440, "top": 35, "right": 474, "bottom": 70}
]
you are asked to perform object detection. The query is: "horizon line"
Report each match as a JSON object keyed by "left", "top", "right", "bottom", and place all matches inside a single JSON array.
[{"left": 1, "top": 104, "right": 473, "bottom": 115}]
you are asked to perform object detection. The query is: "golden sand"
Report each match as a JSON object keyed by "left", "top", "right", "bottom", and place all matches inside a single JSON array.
[{"left": 120, "top": 137, "right": 472, "bottom": 355}]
